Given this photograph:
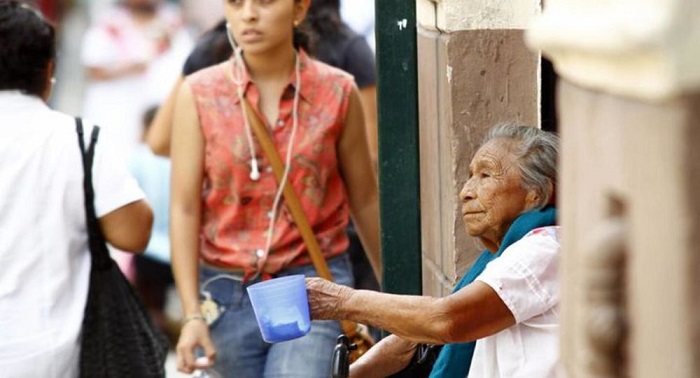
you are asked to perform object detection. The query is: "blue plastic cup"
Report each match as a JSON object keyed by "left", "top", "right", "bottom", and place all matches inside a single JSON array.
[{"left": 246, "top": 274, "right": 311, "bottom": 343}]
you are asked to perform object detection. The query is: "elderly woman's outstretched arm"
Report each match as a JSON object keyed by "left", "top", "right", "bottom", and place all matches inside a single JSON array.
[
  {"left": 349, "top": 334, "right": 417, "bottom": 378},
  {"left": 306, "top": 277, "right": 515, "bottom": 345}
]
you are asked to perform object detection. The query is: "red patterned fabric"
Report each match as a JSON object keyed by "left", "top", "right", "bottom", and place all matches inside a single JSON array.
[{"left": 187, "top": 50, "right": 354, "bottom": 277}]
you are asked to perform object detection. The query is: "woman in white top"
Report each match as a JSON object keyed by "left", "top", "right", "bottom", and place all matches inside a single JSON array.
[
  {"left": 0, "top": 2, "right": 153, "bottom": 377},
  {"left": 307, "top": 124, "right": 563, "bottom": 377}
]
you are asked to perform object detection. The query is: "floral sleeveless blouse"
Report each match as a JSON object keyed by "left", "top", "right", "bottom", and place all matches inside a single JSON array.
[{"left": 187, "top": 50, "right": 354, "bottom": 277}]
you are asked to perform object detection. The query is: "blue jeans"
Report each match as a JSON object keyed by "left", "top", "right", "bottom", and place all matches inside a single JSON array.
[{"left": 199, "top": 254, "right": 354, "bottom": 378}]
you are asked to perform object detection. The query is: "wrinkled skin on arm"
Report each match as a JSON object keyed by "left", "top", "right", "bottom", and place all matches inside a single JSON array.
[
  {"left": 306, "top": 277, "right": 514, "bottom": 345},
  {"left": 349, "top": 334, "right": 417, "bottom": 378}
]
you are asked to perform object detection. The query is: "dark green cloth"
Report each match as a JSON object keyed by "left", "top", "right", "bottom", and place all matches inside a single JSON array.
[{"left": 428, "top": 206, "right": 557, "bottom": 378}]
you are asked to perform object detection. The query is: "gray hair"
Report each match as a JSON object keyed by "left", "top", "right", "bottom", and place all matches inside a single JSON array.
[{"left": 484, "top": 124, "right": 559, "bottom": 208}]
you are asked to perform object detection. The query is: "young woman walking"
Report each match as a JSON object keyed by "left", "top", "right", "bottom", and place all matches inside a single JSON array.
[{"left": 170, "top": 1, "right": 380, "bottom": 376}]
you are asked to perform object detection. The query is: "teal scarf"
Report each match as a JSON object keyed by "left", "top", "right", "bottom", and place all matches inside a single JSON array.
[{"left": 428, "top": 206, "right": 557, "bottom": 378}]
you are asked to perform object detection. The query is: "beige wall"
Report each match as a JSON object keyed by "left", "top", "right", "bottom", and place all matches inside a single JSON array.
[{"left": 435, "top": 0, "right": 540, "bottom": 31}]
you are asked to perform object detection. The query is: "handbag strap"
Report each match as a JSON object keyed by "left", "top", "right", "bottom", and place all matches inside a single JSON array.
[
  {"left": 241, "top": 99, "right": 360, "bottom": 337},
  {"left": 75, "top": 117, "right": 112, "bottom": 269}
]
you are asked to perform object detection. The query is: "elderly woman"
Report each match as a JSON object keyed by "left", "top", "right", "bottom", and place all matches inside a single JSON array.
[{"left": 307, "top": 124, "right": 560, "bottom": 377}]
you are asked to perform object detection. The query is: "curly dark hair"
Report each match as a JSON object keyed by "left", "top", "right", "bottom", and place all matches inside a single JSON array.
[
  {"left": 0, "top": 1, "right": 56, "bottom": 97},
  {"left": 306, "top": 0, "right": 342, "bottom": 37}
]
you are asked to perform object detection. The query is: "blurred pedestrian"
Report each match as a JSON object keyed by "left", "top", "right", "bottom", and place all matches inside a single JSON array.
[
  {"left": 130, "top": 105, "right": 178, "bottom": 345},
  {"left": 80, "top": 0, "right": 191, "bottom": 278},
  {"left": 146, "top": 19, "right": 231, "bottom": 156},
  {"left": 81, "top": 0, "right": 192, "bottom": 158},
  {"left": 169, "top": 0, "right": 381, "bottom": 376},
  {"left": 0, "top": 2, "right": 153, "bottom": 376},
  {"left": 310, "top": 0, "right": 378, "bottom": 172}
]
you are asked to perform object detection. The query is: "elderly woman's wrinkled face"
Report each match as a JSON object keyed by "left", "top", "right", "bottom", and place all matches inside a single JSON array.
[{"left": 460, "top": 138, "right": 538, "bottom": 249}]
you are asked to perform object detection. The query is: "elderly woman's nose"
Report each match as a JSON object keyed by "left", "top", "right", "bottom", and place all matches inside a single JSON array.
[{"left": 460, "top": 179, "right": 475, "bottom": 202}]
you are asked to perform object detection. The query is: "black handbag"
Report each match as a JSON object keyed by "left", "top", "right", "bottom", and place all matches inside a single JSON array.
[
  {"left": 76, "top": 118, "right": 168, "bottom": 378},
  {"left": 389, "top": 343, "right": 442, "bottom": 378}
]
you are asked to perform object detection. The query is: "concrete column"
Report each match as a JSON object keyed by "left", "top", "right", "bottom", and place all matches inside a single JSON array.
[
  {"left": 417, "top": 0, "right": 541, "bottom": 296},
  {"left": 529, "top": 0, "right": 700, "bottom": 376}
]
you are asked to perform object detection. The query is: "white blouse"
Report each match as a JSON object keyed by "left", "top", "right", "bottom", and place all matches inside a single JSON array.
[
  {"left": 0, "top": 91, "right": 144, "bottom": 378},
  {"left": 469, "top": 226, "right": 564, "bottom": 378}
]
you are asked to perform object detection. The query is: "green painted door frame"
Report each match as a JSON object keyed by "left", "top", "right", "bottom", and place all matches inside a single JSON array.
[{"left": 376, "top": 1, "right": 422, "bottom": 296}]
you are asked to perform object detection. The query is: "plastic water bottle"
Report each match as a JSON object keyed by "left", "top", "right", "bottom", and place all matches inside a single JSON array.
[{"left": 192, "top": 357, "right": 222, "bottom": 378}]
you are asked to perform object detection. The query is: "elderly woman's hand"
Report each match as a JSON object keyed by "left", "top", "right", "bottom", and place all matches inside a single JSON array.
[{"left": 306, "top": 277, "right": 354, "bottom": 320}]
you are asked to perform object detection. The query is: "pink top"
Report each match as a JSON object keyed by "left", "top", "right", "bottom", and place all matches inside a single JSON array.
[{"left": 187, "top": 50, "right": 354, "bottom": 277}]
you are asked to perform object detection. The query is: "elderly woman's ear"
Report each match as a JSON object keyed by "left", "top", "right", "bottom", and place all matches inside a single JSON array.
[
  {"left": 525, "top": 178, "right": 555, "bottom": 211},
  {"left": 524, "top": 189, "right": 541, "bottom": 211},
  {"left": 546, "top": 180, "right": 556, "bottom": 207},
  {"left": 547, "top": 190, "right": 557, "bottom": 207}
]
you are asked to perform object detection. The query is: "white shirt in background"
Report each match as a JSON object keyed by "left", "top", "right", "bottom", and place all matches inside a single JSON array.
[
  {"left": 0, "top": 91, "right": 145, "bottom": 378},
  {"left": 80, "top": 3, "right": 192, "bottom": 159}
]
